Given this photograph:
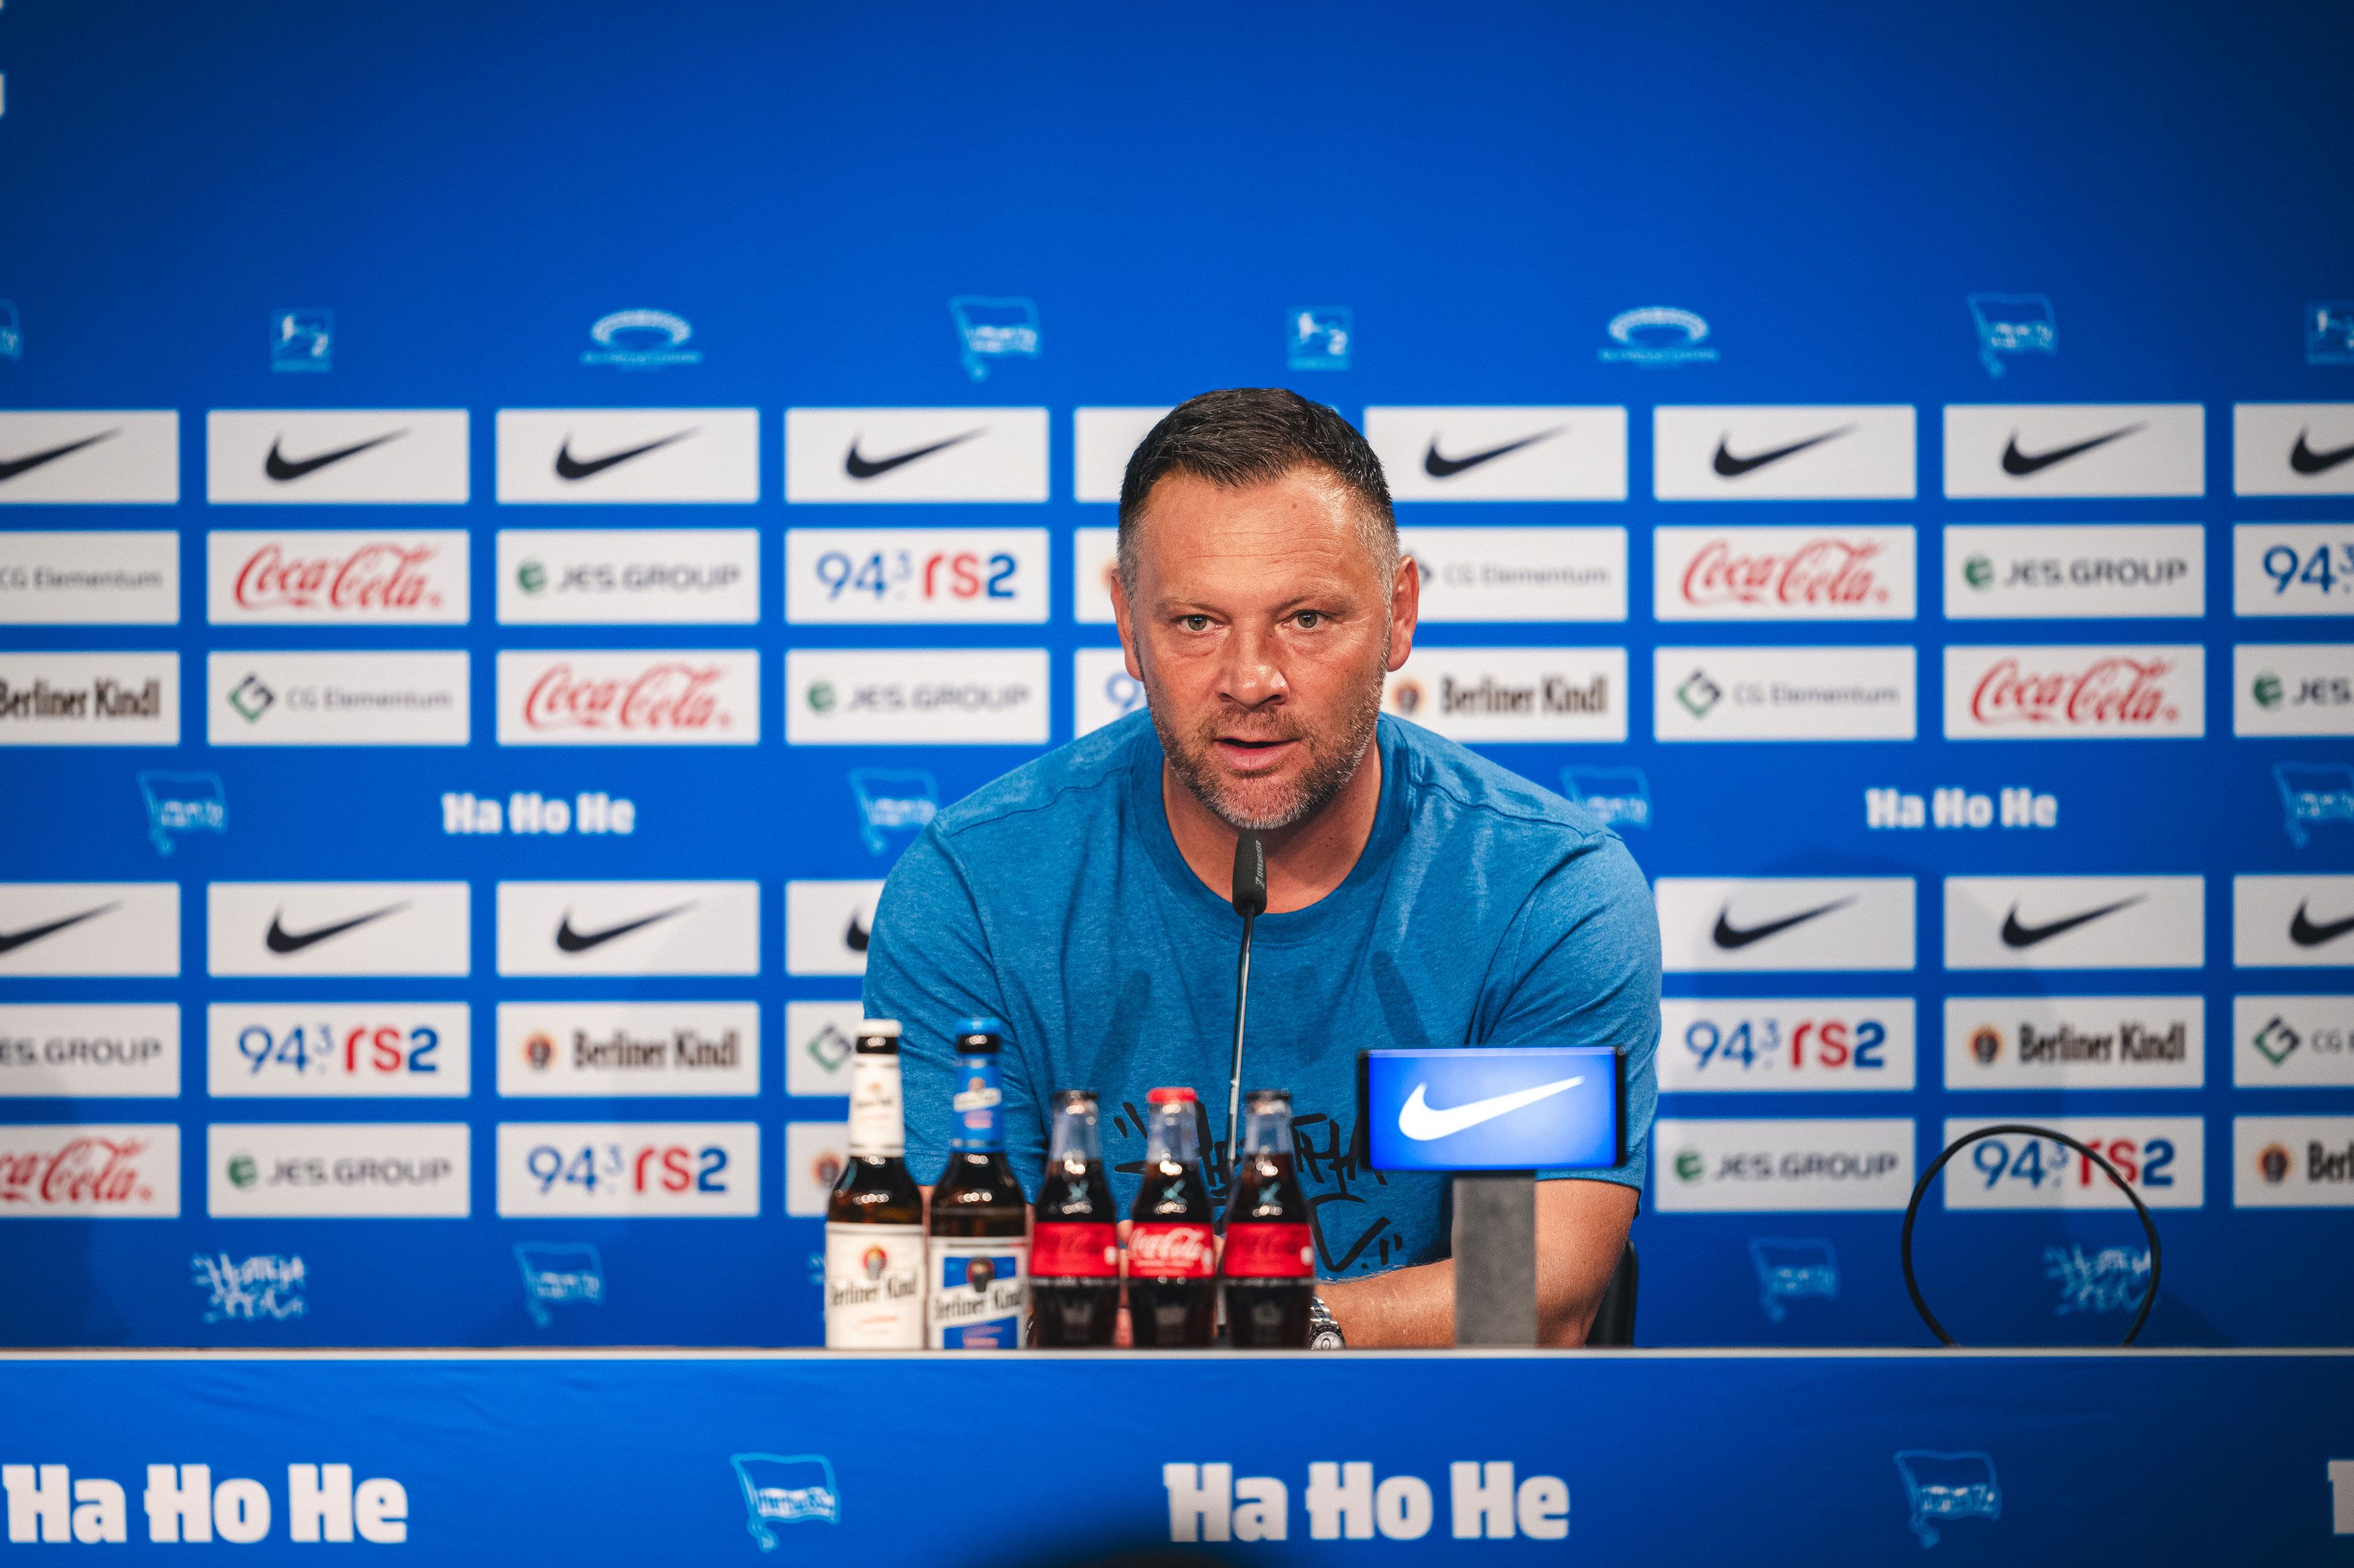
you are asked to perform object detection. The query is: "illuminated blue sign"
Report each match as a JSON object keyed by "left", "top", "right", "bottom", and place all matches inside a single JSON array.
[{"left": 1365, "top": 1046, "right": 1620, "bottom": 1173}]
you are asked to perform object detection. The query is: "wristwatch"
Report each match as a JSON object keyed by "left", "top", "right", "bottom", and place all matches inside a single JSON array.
[{"left": 1307, "top": 1293, "right": 1345, "bottom": 1351}]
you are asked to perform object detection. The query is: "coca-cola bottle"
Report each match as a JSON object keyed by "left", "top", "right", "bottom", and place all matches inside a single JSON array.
[
  {"left": 1030, "top": 1090, "right": 1120, "bottom": 1347},
  {"left": 1220, "top": 1089, "right": 1316, "bottom": 1348},
  {"left": 1126, "top": 1086, "right": 1218, "bottom": 1348}
]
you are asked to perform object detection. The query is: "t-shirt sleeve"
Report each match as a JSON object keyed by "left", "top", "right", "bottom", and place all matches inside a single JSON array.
[
  {"left": 859, "top": 826, "right": 1042, "bottom": 1189},
  {"left": 1483, "top": 832, "right": 1661, "bottom": 1198}
]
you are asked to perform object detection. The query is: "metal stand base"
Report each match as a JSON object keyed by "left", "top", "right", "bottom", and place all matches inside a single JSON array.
[{"left": 1452, "top": 1171, "right": 1536, "bottom": 1347}]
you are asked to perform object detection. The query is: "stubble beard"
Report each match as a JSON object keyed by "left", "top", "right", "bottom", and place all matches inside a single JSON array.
[{"left": 1146, "top": 639, "right": 1390, "bottom": 835}]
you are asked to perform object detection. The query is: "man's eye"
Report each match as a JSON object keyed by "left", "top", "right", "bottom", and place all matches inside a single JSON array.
[
  {"left": 1182, "top": 615, "right": 1211, "bottom": 632},
  {"left": 1295, "top": 611, "right": 1322, "bottom": 629}
]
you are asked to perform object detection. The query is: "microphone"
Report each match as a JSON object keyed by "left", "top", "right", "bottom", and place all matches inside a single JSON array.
[{"left": 1225, "top": 829, "right": 1267, "bottom": 1183}]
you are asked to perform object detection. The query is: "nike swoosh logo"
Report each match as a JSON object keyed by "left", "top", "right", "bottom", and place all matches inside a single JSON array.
[
  {"left": 2289, "top": 900, "right": 2354, "bottom": 948},
  {"left": 0, "top": 430, "right": 119, "bottom": 483},
  {"left": 845, "top": 912, "right": 870, "bottom": 952},
  {"left": 2289, "top": 430, "right": 2354, "bottom": 476},
  {"left": 845, "top": 430, "right": 983, "bottom": 479},
  {"left": 2000, "top": 424, "right": 2143, "bottom": 476},
  {"left": 1712, "top": 898, "right": 1856, "bottom": 949},
  {"left": 554, "top": 430, "right": 694, "bottom": 481},
  {"left": 554, "top": 904, "right": 693, "bottom": 953},
  {"left": 1423, "top": 428, "right": 1563, "bottom": 478},
  {"left": 1999, "top": 896, "right": 2143, "bottom": 949},
  {"left": 265, "top": 902, "right": 410, "bottom": 954},
  {"left": 1397, "top": 1076, "right": 1583, "bottom": 1142},
  {"left": 265, "top": 430, "right": 406, "bottom": 481},
  {"left": 0, "top": 903, "right": 119, "bottom": 955},
  {"left": 1712, "top": 426, "right": 1853, "bottom": 477}
]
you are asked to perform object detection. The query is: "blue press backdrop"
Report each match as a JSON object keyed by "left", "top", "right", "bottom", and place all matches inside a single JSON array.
[{"left": 0, "top": 0, "right": 2349, "bottom": 1347}]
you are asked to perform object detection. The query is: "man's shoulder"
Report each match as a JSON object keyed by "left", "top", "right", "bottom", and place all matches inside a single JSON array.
[
  {"left": 928, "top": 711, "right": 1153, "bottom": 847},
  {"left": 1386, "top": 715, "right": 1616, "bottom": 851}
]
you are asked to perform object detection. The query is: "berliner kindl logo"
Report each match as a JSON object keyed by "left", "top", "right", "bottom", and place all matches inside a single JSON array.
[
  {"left": 2258, "top": 1143, "right": 2291, "bottom": 1184},
  {"left": 1969, "top": 1027, "right": 2002, "bottom": 1066}
]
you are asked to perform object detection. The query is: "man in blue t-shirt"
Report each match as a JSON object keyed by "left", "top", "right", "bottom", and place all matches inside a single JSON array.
[{"left": 864, "top": 387, "right": 1659, "bottom": 1347}]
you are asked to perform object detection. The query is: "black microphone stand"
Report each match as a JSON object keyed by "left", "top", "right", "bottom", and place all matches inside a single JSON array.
[{"left": 1225, "top": 829, "right": 1266, "bottom": 1182}]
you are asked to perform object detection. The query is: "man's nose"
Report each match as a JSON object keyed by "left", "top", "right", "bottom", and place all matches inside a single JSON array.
[{"left": 1219, "top": 622, "right": 1288, "bottom": 708}]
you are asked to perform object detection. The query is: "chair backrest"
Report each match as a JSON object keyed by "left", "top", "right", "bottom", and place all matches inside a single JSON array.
[{"left": 1585, "top": 1244, "right": 1638, "bottom": 1347}]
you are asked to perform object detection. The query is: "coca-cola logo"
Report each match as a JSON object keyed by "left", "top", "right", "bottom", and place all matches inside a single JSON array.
[
  {"left": 0, "top": 1136, "right": 156, "bottom": 1208},
  {"left": 1968, "top": 656, "right": 2180, "bottom": 729},
  {"left": 1127, "top": 1223, "right": 1215, "bottom": 1276},
  {"left": 521, "top": 662, "right": 735, "bottom": 732},
  {"left": 1681, "top": 537, "right": 1885, "bottom": 609},
  {"left": 234, "top": 541, "right": 441, "bottom": 613}
]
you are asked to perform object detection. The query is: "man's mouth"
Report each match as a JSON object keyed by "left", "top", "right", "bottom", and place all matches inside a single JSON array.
[{"left": 1213, "top": 735, "right": 1297, "bottom": 769}]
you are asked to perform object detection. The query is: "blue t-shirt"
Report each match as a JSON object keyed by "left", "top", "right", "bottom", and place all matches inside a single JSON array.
[{"left": 862, "top": 711, "right": 1660, "bottom": 1283}]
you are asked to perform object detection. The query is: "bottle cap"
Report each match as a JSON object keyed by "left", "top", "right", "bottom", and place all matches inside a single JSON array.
[
  {"left": 858, "top": 1019, "right": 903, "bottom": 1037},
  {"left": 1146, "top": 1086, "right": 1199, "bottom": 1105},
  {"left": 956, "top": 1015, "right": 1007, "bottom": 1037},
  {"left": 1051, "top": 1089, "right": 1100, "bottom": 1109}
]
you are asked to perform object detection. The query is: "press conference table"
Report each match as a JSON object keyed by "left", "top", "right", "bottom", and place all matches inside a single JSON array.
[{"left": 3, "top": 1347, "right": 2343, "bottom": 1560}]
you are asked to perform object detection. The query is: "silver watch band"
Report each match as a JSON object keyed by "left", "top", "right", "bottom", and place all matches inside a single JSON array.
[{"left": 1307, "top": 1292, "right": 1344, "bottom": 1350}]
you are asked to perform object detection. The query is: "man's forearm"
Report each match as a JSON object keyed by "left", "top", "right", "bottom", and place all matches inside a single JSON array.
[{"left": 1316, "top": 1179, "right": 1639, "bottom": 1349}]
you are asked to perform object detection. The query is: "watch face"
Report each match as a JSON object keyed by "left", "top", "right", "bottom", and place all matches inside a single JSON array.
[{"left": 1309, "top": 1329, "right": 1346, "bottom": 1351}]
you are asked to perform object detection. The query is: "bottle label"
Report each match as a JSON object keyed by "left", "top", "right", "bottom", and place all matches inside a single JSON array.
[
  {"left": 847, "top": 1054, "right": 905, "bottom": 1158},
  {"left": 1221, "top": 1221, "right": 1315, "bottom": 1278},
  {"left": 927, "top": 1234, "right": 1026, "bottom": 1349},
  {"left": 948, "top": 1053, "right": 1005, "bottom": 1152},
  {"left": 824, "top": 1222, "right": 924, "bottom": 1349},
  {"left": 1030, "top": 1221, "right": 1118, "bottom": 1278},
  {"left": 1127, "top": 1221, "right": 1217, "bottom": 1279}
]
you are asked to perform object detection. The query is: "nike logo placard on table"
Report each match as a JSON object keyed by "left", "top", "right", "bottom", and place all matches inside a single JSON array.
[
  {"left": 2234, "top": 875, "right": 2354, "bottom": 968},
  {"left": 207, "top": 882, "right": 468, "bottom": 976},
  {"left": 0, "top": 411, "right": 179, "bottom": 504},
  {"left": 1657, "top": 877, "right": 1915, "bottom": 972},
  {"left": 207, "top": 410, "right": 467, "bottom": 504},
  {"left": 1396, "top": 1076, "right": 1582, "bottom": 1140},
  {"left": 1944, "top": 404, "right": 2203, "bottom": 497},
  {"left": 498, "top": 881, "right": 758, "bottom": 976},
  {"left": 1365, "top": 1047, "right": 1619, "bottom": 1171},
  {"left": 1653, "top": 406, "right": 1914, "bottom": 500},
  {"left": 784, "top": 408, "right": 1047, "bottom": 502},
  {"left": 1365, "top": 407, "right": 1627, "bottom": 500},
  {"left": 0, "top": 886, "right": 177, "bottom": 975},
  {"left": 495, "top": 409, "right": 757, "bottom": 503},
  {"left": 1946, "top": 876, "right": 2203, "bottom": 970},
  {"left": 2233, "top": 404, "right": 2354, "bottom": 496}
]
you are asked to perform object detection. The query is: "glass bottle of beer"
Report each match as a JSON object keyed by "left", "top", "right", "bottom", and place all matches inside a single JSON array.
[
  {"left": 1127, "top": 1086, "right": 1219, "bottom": 1347},
  {"left": 823, "top": 1020, "right": 925, "bottom": 1348},
  {"left": 926, "top": 1017, "right": 1028, "bottom": 1350},
  {"left": 1220, "top": 1088, "right": 1316, "bottom": 1348},
  {"left": 1031, "top": 1090, "right": 1120, "bottom": 1346}
]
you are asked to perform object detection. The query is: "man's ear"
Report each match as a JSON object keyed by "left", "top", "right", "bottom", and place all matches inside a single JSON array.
[{"left": 1387, "top": 550, "right": 1420, "bottom": 674}]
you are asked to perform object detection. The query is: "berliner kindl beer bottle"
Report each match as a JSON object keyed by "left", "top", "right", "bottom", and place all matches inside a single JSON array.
[
  {"left": 1220, "top": 1089, "right": 1316, "bottom": 1349},
  {"left": 927, "top": 1019, "right": 1028, "bottom": 1349},
  {"left": 1031, "top": 1090, "right": 1120, "bottom": 1347},
  {"left": 824, "top": 1020, "right": 924, "bottom": 1348},
  {"left": 1126, "top": 1086, "right": 1218, "bottom": 1347}
]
